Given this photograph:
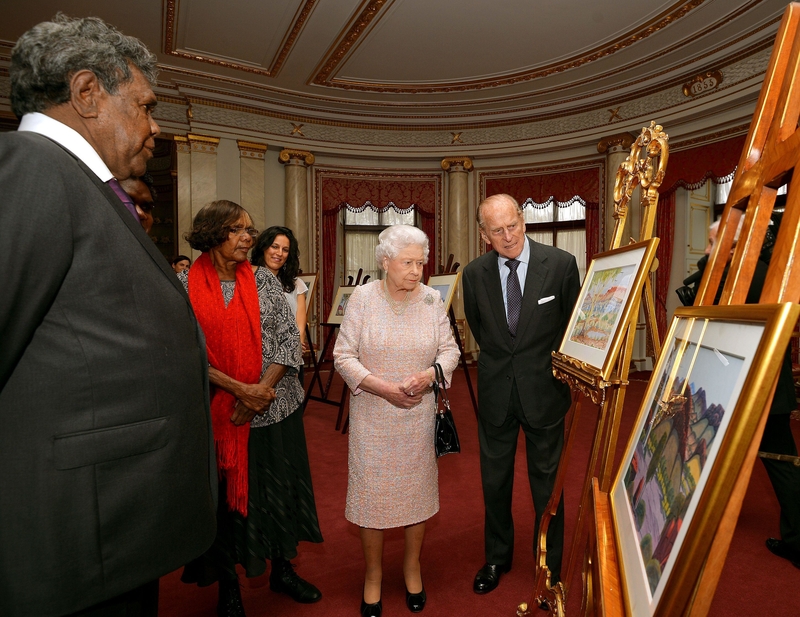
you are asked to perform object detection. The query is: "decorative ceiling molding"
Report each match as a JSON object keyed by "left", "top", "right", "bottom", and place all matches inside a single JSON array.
[
  {"left": 168, "top": 43, "right": 769, "bottom": 136},
  {"left": 163, "top": 0, "right": 318, "bottom": 78},
  {"left": 153, "top": 15, "right": 778, "bottom": 121},
  {"left": 312, "top": 0, "right": 708, "bottom": 93}
]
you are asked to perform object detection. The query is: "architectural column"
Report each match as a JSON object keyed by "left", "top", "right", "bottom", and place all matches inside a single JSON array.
[
  {"left": 174, "top": 135, "right": 192, "bottom": 258},
  {"left": 279, "top": 148, "right": 315, "bottom": 272},
  {"left": 187, "top": 133, "right": 220, "bottom": 260},
  {"left": 442, "top": 156, "right": 474, "bottom": 357},
  {"left": 237, "top": 140, "right": 268, "bottom": 234},
  {"left": 597, "top": 132, "right": 635, "bottom": 250}
]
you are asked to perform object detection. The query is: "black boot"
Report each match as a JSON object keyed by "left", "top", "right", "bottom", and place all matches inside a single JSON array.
[
  {"left": 217, "top": 578, "right": 246, "bottom": 617},
  {"left": 269, "top": 557, "right": 322, "bottom": 603}
]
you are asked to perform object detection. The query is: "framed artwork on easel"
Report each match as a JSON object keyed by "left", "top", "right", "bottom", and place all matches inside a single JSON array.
[
  {"left": 557, "top": 238, "right": 659, "bottom": 381},
  {"left": 426, "top": 272, "right": 461, "bottom": 312},
  {"left": 326, "top": 285, "right": 356, "bottom": 325},
  {"left": 609, "top": 303, "right": 799, "bottom": 616},
  {"left": 298, "top": 272, "right": 318, "bottom": 318}
]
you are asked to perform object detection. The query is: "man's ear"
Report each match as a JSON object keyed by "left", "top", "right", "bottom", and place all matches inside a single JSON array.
[{"left": 69, "top": 70, "right": 103, "bottom": 118}]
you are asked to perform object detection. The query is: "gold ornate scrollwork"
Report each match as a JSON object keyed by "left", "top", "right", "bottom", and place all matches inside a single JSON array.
[
  {"left": 610, "top": 121, "right": 669, "bottom": 248},
  {"left": 279, "top": 148, "right": 315, "bottom": 166}
]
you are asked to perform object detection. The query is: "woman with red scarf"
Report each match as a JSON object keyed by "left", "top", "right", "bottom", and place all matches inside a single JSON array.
[{"left": 178, "top": 201, "right": 323, "bottom": 617}]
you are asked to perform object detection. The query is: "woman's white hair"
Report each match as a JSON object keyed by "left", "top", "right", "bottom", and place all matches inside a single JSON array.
[{"left": 375, "top": 224, "right": 430, "bottom": 269}]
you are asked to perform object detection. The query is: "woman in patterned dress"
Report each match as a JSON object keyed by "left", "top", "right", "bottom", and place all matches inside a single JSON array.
[
  {"left": 178, "top": 201, "right": 323, "bottom": 617},
  {"left": 334, "top": 225, "right": 460, "bottom": 616}
]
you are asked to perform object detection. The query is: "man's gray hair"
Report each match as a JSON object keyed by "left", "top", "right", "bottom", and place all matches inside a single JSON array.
[
  {"left": 375, "top": 224, "right": 430, "bottom": 267},
  {"left": 10, "top": 14, "right": 158, "bottom": 118}
]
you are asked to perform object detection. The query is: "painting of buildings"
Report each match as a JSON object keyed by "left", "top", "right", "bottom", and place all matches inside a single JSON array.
[{"left": 569, "top": 265, "right": 635, "bottom": 350}]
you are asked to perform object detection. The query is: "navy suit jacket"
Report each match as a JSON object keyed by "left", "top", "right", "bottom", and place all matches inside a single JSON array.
[
  {"left": 463, "top": 238, "right": 580, "bottom": 427},
  {"left": 0, "top": 131, "right": 217, "bottom": 616}
]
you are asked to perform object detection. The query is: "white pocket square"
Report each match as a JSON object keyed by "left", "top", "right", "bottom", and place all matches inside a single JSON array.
[{"left": 538, "top": 295, "right": 556, "bottom": 305}]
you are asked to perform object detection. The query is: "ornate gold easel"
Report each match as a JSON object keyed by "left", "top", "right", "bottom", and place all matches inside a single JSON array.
[
  {"left": 586, "top": 4, "right": 800, "bottom": 615},
  {"left": 518, "top": 122, "right": 669, "bottom": 616}
]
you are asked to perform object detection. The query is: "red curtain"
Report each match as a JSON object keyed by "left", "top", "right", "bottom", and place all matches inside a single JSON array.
[
  {"left": 661, "top": 135, "right": 746, "bottom": 196},
  {"left": 484, "top": 167, "right": 602, "bottom": 263},
  {"left": 320, "top": 175, "right": 439, "bottom": 328},
  {"left": 653, "top": 134, "right": 745, "bottom": 339}
]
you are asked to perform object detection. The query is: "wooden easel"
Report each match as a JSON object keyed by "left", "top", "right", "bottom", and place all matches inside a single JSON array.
[
  {"left": 304, "top": 268, "right": 370, "bottom": 431},
  {"left": 519, "top": 123, "right": 668, "bottom": 616},
  {"left": 587, "top": 4, "right": 800, "bottom": 615},
  {"left": 438, "top": 254, "right": 478, "bottom": 417}
]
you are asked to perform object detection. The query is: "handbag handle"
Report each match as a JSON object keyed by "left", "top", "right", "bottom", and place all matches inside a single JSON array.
[{"left": 432, "top": 363, "right": 450, "bottom": 415}]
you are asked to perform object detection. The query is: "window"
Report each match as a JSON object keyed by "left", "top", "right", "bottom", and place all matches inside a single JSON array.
[
  {"left": 522, "top": 197, "right": 587, "bottom": 279},
  {"left": 343, "top": 205, "right": 417, "bottom": 283}
]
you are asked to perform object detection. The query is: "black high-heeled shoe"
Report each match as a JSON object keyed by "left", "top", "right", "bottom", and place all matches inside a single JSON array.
[
  {"left": 360, "top": 598, "right": 382, "bottom": 617},
  {"left": 405, "top": 585, "right": 426, "bottom": 613}
]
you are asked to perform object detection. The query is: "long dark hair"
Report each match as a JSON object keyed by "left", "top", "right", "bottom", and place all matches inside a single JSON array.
[{"left": 251, "top": 226, "right": 300, "bottom": 292}]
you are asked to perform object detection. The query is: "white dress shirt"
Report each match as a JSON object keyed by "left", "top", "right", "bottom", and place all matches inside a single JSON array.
[{"left": 18, "top": 112, "right": 113, "bottom": 182}]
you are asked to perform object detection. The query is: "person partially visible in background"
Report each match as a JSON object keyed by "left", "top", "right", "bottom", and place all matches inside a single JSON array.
[
  {"left": 172, "top": 254, "right": 192, "bottom": 273},
  {"left": 121, "top": 172, "right": 156, "bottom": 233}
]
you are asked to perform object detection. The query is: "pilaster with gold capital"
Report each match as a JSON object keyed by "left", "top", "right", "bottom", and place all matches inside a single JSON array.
[
  {"left": 279, "top": 149, "right": 314, "bottom": 272},
  {"left": 237, "top": 140, "right": 268, "bottom": 235},
  {"left": 442, "top": 156, "right": 473, "bottom": 324}
]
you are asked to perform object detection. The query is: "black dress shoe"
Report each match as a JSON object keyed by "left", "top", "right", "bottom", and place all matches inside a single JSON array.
[
  {"left": 766, "top": 538, "right": 800, "bottom": 568},
  {"left": 269, "top": 558, "right": 322, "bottom": 603},
  {"left": 405, "top": 585, "right": 426, "bottom": 612},
  {"left": 473, "top": 562, "right": 511, "bottom": 594},
  {"left": 360, "top": 598, "right": 383, "bottom": 617},
  {"left": 217, "top": 578, "right": 246, "bottom": 617}
]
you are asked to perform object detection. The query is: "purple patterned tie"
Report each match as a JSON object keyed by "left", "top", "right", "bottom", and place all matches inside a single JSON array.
[
  {"left": 506, "top": 258, "right": 522, "bottom": 337},
  {"left": 107, "top": 178, "right": 140, "bottom": 221}
]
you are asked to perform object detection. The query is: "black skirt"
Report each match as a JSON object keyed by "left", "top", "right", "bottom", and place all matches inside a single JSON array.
[{"left": 182, "top": 407, "right": 323, "bottom": 584}]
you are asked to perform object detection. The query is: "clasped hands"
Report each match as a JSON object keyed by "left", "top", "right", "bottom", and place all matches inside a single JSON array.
[
  {"left": 232, "top": 382, "right": 276, "bottom": 425},
  {"left": 389, "top": 368, "right": 435, "bottom": 409}
]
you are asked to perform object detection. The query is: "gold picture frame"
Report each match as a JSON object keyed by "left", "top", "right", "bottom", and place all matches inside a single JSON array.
[
  {"left": 426, "top": 272, "right": 461, "bottom": 312},
  {"left": 326, "top": 285, "right": 356, "bottom": 325},
  {"left": 556, "top": 239, "right": 659, "bottom": 382},
  {"left": 609, "top": 302, "right": 800, "bottom": 617},
  {"left": 297, "top": 272, "right": 318, "bottom": 318}
]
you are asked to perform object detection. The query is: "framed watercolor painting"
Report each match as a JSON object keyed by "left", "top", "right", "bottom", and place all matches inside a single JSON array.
[
  {"left": 558, "top": 239, "right": 659, "bottom": 380},
  {"left": 427, "top": 272, "right": 461, "bottom": 312},
  {"left": 610, "top": 303, "right": 800, "bottom": 617},
  {"left": 298, "top": 272, "right": 318, "bottom": 318},
  {"left": 326, "top": 285, "right": 356, "bottom": 325}
]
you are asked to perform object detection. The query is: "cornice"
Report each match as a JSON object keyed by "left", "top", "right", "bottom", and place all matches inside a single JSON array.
[
  {"left": 187, "top": 133, "right": 220, "bottom": 153},
  {"left": 164, "top": 0, "right": 318, "bottom": 78},
  {"left": 237, "top": 139, "right": 267, "bottom": 159}
]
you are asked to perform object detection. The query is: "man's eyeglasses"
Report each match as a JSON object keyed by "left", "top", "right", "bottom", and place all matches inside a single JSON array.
[{"left": 229, "top": 226, "right": 259, "bottom": 237}]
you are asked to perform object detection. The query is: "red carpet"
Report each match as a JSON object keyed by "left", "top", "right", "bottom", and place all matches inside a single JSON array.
[{"left": 158, "top": 367, "right": 800, "bottom": 616}]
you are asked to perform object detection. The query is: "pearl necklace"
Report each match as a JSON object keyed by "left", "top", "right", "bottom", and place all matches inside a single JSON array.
[{"left": 383, "top": 280, "right": 411, "bottom": 315}]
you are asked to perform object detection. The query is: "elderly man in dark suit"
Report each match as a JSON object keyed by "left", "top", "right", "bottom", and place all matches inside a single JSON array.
[
  {"left": 463, "top": 193, "right": 580, "bottom": 594},
  {"left": 0, "top": 15, "right": 216, "bottom": 617}
]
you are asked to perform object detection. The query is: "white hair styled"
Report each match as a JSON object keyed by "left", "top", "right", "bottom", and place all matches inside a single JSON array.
[{"left": 375, "top": 224, "right": 430, "bottom": 269}]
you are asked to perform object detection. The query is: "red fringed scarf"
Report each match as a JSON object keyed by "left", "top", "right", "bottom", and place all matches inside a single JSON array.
[{"left": 188, "top": 253, "right": 262, "bottom": 516}]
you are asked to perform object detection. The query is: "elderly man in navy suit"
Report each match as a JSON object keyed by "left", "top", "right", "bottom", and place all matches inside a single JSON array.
[
  {"left": 0, "top": 15, "right": 216, "bottom": 617},
  {"left": 463, "top": 193, "right": 580, "bottom": 594}
]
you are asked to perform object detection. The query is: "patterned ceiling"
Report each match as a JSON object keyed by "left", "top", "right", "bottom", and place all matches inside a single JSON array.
[{"left": 0, "top": 0, "right": 791, "bottom": 156}]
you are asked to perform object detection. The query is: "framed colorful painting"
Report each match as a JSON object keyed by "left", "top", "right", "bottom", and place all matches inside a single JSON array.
[
  {"left": 610, "top": 303, "right": 800, "bottom": 617},
  {"left": 326, "top": 285, "right": 356, "bottom": 325},
  {"left": 558, "top": 239, "right": 659, "bottom": 380}
]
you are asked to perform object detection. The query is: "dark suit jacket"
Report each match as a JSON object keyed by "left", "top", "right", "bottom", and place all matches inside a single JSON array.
[
  {"left": 463, "top": 238, "right": 581, "bottom": 428},
  {"left": 0, "top": 131, "right": 217, "bottom": 616}
]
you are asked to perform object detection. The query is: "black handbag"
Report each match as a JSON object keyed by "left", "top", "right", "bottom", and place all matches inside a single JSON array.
[{"left": 433, "top": 363, "right": 460, "bottom": 457}]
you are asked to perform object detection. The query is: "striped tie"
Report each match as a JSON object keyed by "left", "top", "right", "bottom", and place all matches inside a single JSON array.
[{"left": 506, "top": 258, "right": 522, "bottom": 337}]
